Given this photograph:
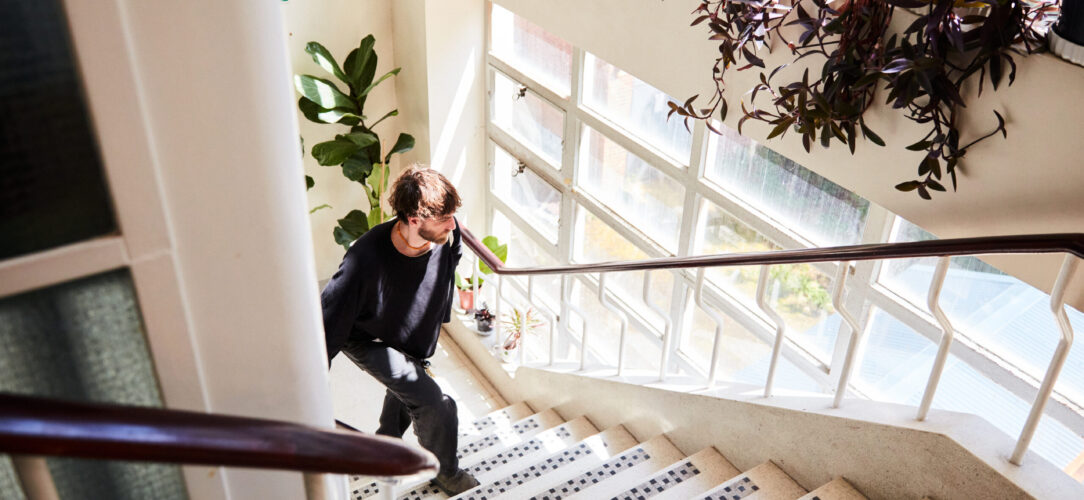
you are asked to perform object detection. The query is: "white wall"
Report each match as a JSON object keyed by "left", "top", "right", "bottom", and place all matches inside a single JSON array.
[
  {"left": 492, "top": 0, "right": 1084, "bottom": 310},
  {"left": 282, "top": 0, "right": 406, "bottom": 281}
]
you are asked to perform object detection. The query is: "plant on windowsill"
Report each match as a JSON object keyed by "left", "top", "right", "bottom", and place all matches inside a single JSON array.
[
  {"left": 497, "top": 307, "right": 544, "bottom": 364},
  {"left": 454, "top": 235, "right": 509, "bottom": 312},
  {"left": 473, "top": 303, "right": 495, "bottom": 335},
  {"left": 295, "top": 35, "right": 415, "bottom": 249},
  {"left": 1050, "top": 0, "right": 1084, "bottom": 65},
  {"left": 670, "top": 0, "right": 1061, "bottom": 200}
]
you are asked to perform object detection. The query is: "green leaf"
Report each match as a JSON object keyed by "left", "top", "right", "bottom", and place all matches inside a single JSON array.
[
  {"left": 311, "top": 138, "right": 360, "bottom": 166},
  {"left": 343, "top": 35, "right": 376, "bottom": 91},
  {"left": 305, "top": 175, "right": 314, "bottom": 191},
  {"left": 309, "top": 203, "right": 331, "bottom": 214},
  {"left": 342, "top": 150, "right": 374, "bottom": 181},
  {"left": 305, "top": 42, "right": 348, "bottom": 85},
  {"left": 367, "top": 207, "right": 383, "bottom": 229},
  {"left": 859, "top": 121, "right": 885, "bottom": 147},
  {"left": 344, "top": 131, "right": 379, "bottom": 148},
  {"left": 298, "top": 97, "right": 362, "bottom": 125},
  {"left": 333, "top": 226, "right": 355, "bottom": 250},
  {"left": 294, "top": 75, "right": 356, "bottom": 110},
  {"left": 479, "top": 236, "right": 508, "bottom": 274},
  {"left": 384, "top": 133, "right": 416, "bottom": 163},
  {"left": 337, "top": 209, "right": 370, "bottom": 237},
  {"left": 370, "top": 109, "right": 398, "bottom": 129},
  {"left": 359, "top": 68, "right": 401, "bottom": 98}
]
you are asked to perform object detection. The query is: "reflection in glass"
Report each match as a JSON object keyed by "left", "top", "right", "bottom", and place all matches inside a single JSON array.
[
  {"left": 490, "top": 4, "right": 572, "bottom": 95},
  {"left": 578, "top": 126, "right": 684, "bottom": 252},
  {"left": 492, "top": 72, "right": 564, "bottom": 165},
  {"left": 491, "top": 146, "right": 560, "bottom": 241},
  {"left": 582, "top": 52, "right": 692, "bottom": 163},
  {"left": 705, "top": 125, "right": 868, "bottom": 246}
]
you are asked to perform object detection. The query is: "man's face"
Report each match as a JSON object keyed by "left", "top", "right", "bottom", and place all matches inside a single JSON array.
[{"left": 415, "top": 214, "right": 456, "bottom": 245}]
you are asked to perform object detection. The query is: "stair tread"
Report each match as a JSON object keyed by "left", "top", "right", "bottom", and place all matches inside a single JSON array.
[
  {"left": 797, "top": 478, "right": 866, "bottom": 500},
  {"left": 621, "top": 447, "right": 742, "bottom": 500},
  {"left": 396, "top": 416, "right": 598, "bottom": 500},
  {"left": 549, "top": 435, "right": 686, "bottom": 500},
  {"left": 699, "top": 461, "right": 807, "bottom": 500},
  {"left": 458, "top": 402, "right": 534, "bottom": 440},
  {"left": 458, "top": 409, "right": 566, "bottom": 465},
  {"left": 452, "top": 425, "right": 638, "bottom": 500}
]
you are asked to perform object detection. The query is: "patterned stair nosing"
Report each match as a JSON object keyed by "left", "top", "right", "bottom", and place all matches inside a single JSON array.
[
  {"left": 527, "top": 446, "right": 651, "bottom": 500},
  {"left": 612, "top": 460, "right": 701, "bottom": 500},
  {"left": 457, "top": 441, "right": 595, "bottom": 500},
  {"left": 702, "top": 476, "right": 759, "bottom": 500}
]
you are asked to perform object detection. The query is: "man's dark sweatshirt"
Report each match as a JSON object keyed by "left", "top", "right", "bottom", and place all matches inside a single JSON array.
[{"left": 320, "top": 218, "right": 462, "bottom": 361}]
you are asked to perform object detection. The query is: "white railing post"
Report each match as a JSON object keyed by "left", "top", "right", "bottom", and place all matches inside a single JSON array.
[
  {"left": 917, "top": 256, "right": 954, "bottom": 420},
  {"left": 644, "top": 271, "right": 674, "bottom": 382},
  {"left": 695, "top": 268, "right": 727, "bottom": 389},
  {"left": 522, "top": 275, "right": 534, "bottom": 365},
  {"left": 1011, "top": 255, "right": 1079, "bottom": 465},
  {"left": 472, "top": 257, "right": 480, "bottom": 307},
  {"left": 831, "top": 261, "right": 863, "bottom": 408},
  {"left": 562, "top": 276, "right": 591, "bottom": 371},
  {"left": 495, "top": 274, "right": 503, "bottom": 342},
  {"left": 597, "top": 273, "right": 630, "bottom": 376},
  {"left": 757, "top": 265, "right": 787, "bottom": 398}
]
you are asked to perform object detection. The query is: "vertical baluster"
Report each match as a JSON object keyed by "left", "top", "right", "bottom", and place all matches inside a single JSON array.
[
  {"left": 643, "top": 271, "right": 674, "bottom": 381},
  {"left": 695, "top": 268, "right": 726, "bottom": 388},
  {"left": 495, "top": 274, "right": 503, "bottom": 344},
  {"left": 917, "top": 256, "right": 954, "bottom": 420},
  {"left": 559, "top": 274, "right": 569, "bottom": 366},
  {"left": 472, "top": 257, "right": 480, "bottom": 308},
  {"left": 12, "top": 456, "right": 59, "bottom": 500},
  {"left": 757, "top": 265, "right": 787, "bottom": 398},
  {"left": 597, "top": 273, "right": 630, "bottom": 376},
  {"left": 1011, "top": 255, "right": 1079, "bottom": 465},
  {"left": 831, "top": 261, "right": 863, "bottom": 408}
]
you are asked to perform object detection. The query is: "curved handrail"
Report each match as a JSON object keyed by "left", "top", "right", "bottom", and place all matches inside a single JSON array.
[
  {"left": 462, "top": 227, "right": 1084, "bottom": 276},
  {"left": 0, "top": 393, "right": 437, "bottom": 477}
]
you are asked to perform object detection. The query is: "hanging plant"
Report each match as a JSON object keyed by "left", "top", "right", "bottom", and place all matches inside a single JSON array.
[{"left": 670, "top": 0, "right": 1061, "bottom": 199}]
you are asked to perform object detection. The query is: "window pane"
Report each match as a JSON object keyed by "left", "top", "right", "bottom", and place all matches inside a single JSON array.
[
  {"left": 855, "top": 308, "right": 1082, "bottom": 468},
  {"left": 582, "top": 52, "right": 692, "bottom": 163},
  {"left": 578, "top": 126, "right": 684, "bottom": 252},
  {"left": 704, "top": 125, "right": 868, "bottom": 246},
  {"left": 0, "top": 269, "right": 187, "bottom": 499},
  {"left": 574, "top": 207, "right": 673, "bottom": 329},
  {"left": 490, "top": 4, "right": 571, "bottom": 95},
  {"left": 491, "top": 146, "right": 560, "bottom": 241},
  {"left": 1, "top": 0, "right": 117, "bottom": 260},
  {"left": 570, "top": 279, "right": 661, "bottom": 372},
  {"left": 492, "top": 72, "right": 564, "bottom": 165},
  {"left": 680, "top": 301, "right": 823, "bottom": 393},
  {"left": 880, "top": 217, "right": 1084, "bottom": 405},
  {"left": 490, "top": 208, "right": 561, "bottom": 315},
  {"left": 694, "top": 201, "right": 838, "bottom": 362}
]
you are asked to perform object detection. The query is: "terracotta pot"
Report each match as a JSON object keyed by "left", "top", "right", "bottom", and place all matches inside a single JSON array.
[{"left": 457, "top": 289, "right": 474, "bottom": 312}]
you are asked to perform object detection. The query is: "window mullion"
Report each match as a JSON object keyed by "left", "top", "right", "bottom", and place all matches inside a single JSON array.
[
  {"left": 0, "top": 237, "right": 129, "bottom": 299},
  {"left": 487, "top": 54, "right": 569, "bottom": 110}
]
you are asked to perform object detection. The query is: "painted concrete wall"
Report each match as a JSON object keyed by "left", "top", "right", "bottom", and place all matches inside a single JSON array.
[
  {"left": 283, "top": 0, "right": 406, "bottom": 281},
  {"left": 116, "top": 1, "right": 337, "bottom": 498},
  {"left": 491, "top": 0, "right": 1084, "bottom": 311}
]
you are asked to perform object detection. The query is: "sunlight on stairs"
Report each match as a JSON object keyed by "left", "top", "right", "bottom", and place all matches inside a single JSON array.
[{"left": 349, "top": 403, "right": 870, "bottom": 500}]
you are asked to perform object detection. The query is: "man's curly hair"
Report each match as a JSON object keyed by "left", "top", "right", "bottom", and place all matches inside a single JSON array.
[{"left": 387, "top": 164, "right": 462, "bottom": 220}]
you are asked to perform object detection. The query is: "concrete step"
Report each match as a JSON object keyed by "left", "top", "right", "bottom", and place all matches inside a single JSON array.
[
  {"left": 699, "top": 461, "right": 807, "bottom": 500},
  {"left": 458, "top": 409, "right": 565, "bottom": 465},
  {"left": 617, "top": 447, "right": 741, "bottom": 500},
  {"left": 458, "top": 402, "right": 534, "bottom": 440},
  {"left": 538, "top": 434, "right": 686, "bottom": 500},
  {"left": 397, "top": 416, "right": 599, "bottom": 500},
  {"left": 798, "top": 478, "right": 866, "bottom": 500},
  {"left": 451, "top": 425, "right": 639, "bottom": 500}
]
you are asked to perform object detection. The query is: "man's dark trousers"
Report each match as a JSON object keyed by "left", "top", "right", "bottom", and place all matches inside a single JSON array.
[{"left": 341, "top": 339, "right": 460, "bottom": 475}]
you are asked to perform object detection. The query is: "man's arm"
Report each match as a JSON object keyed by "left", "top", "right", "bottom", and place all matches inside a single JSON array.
[
  {"left": 444, "top": 218, "right": 463, "bottom": 324},
  {"left": 320, "top": 246, "right": 367, "bottom": 362}
]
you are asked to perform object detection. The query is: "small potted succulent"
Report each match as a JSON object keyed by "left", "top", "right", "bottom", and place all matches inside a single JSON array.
[
  {"left": 497, "top": 307, "right": 544, "bottom": 363},
  {"left": 453, "top": 235, "right": 509, "bottom": 312},
  {"left": 473, "top": 303, "right": 495, "bottom": 335}
]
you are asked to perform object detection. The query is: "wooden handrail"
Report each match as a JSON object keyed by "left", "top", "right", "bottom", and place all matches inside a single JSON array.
[
  {"left": 0, "top": 393, "right": 437, "bottom": 477},
  {"left": 461, "top": 226, "right": 1084, "bottom": 276}
]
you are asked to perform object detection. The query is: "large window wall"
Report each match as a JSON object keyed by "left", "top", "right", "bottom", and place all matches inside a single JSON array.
[{"left": 481, "top": 3, "right": 1084, "bottom": 470}]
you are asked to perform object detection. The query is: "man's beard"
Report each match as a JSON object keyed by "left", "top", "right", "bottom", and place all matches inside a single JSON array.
[{"left": 419, "top": 226, "right": 450, "bottom": 245}]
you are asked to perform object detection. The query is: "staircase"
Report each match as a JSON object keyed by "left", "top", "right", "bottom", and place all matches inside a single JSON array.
[{"left": 349, "top": 402, "right": 868, "bottom": 500}]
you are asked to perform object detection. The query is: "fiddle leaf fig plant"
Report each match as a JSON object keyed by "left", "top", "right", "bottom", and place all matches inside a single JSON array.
[
  {"left": 671, "top": 0, "right": 1060, "bottom": 200},
  {"left": 295, "top": 35, "right": 415, "bottom": 249}
]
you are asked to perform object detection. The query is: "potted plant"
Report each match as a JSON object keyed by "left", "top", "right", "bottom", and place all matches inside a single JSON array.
[
  {"left": 1051, "top": 0, "right": 1084, "bottom": 66},
  {"left": 453, "top": 235, "right": 508, "bottom": 312},
  {"left": 497, "top": 307, "right": 544, "bottom": 364},
  {"left": 473, "top": 303, "right": 495, "bottom": 335}
]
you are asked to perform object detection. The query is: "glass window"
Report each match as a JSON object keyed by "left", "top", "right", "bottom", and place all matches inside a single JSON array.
[
  {"left": 491, "top": 145, "right": 561, "bottom": 241},
  {"left": 491, "top": 209, "right": 561, "bottom": 315},
  {"left": 581, "top": 52, "right": 692, "bottom": 163},
  {"left": 573, "top": 207, "right": 674, "bottom": 332},
  {"left": 704, "top": 124, "right": 869, "bottom": 247},
  {"left": 855, "top": 307, "right": 1082, "bottom": 468},
  {"left": 879, "top": 217, "right": 1084, "bottom": 405},
  {"left": 694, "top": 201, "right": 838, "bottom": 362},
  {"left": 490, "top": 4, "right": 572, "bottom": 95},
  {"left": 0, "top": 269, "right": 187, "bottom": 499},
  {"left": 680, "top": 301, "right": 823, "bottom": 393},
  {"left": 570, "top": 279, "right": 662, "bottom": 373},
  {"left": 1, "top": 0, "right": 117, "bottom": 260},
  {"left": 578, "top": 125, "right": 684, "bottom": 252},
  {"left": 491, "top": 71, "right": 564, "bottom": 166}
]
